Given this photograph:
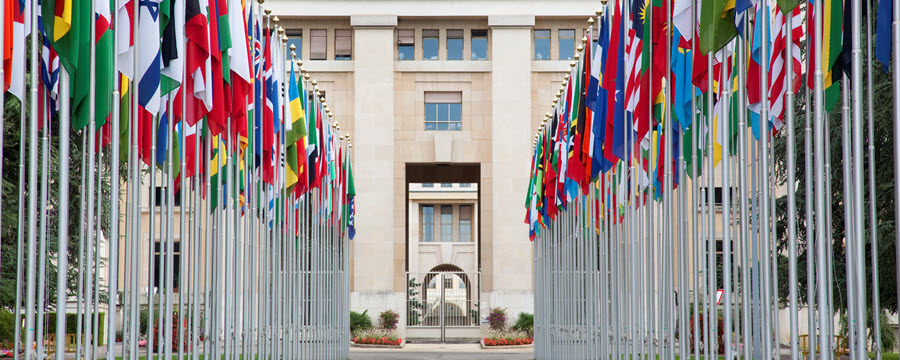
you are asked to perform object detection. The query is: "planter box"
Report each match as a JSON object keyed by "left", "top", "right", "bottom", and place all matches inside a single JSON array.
[
  {"left": 480, "top": 339, "right": 534, "bottom": 349},
  {"left": 351, "top": 341, "right": 404, "bottom": 349}
]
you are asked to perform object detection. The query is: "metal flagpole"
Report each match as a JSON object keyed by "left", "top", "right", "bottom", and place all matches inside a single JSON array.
[
  {"left": 813, "top": 0, "right": 833, "bottom": 352},
  {"left": 722, "top": 44, "right": 733, "bottom": 360},
  {"left": 737, "top": 20, "right": 753, "bottom": 360},
  {"left": 840, "top": 76, "right": 856, "bottom": 358},
  {"left": 23, "top": 0, "right": 41, "bottom": 356},
  {"left": 850, "top": 0, "right": 869, "bottom": 356},
  {"left": 784, "top": 9, "right": 800, "bottom": 360},
  {"left": 55, "top": 67, "right": 72, "bottom": 360},
  {"left": 866, "top": 1, "right": 883, "bottom": 357},
  {"left": 165, "top": 98, "right": 176, "bottom": 360},
  {"left": 894, "top": 0, "right": 900, "bottom": 355},
  {"left": 705, "top": 49, "right": 715, "bottom": 360},
  {"left": 106, "top": 0, "right": 122, "bottom": 355},
  {"left": 35, "top": 88, "right": 51, "bottom": 360},
  {"left": 757, "top": 1, "right": 774, "bottom": 356},
  {"left": 803, "top": 15, "right": 817, "bottom": 359},
  {"left": 13, "top": 70, "right": 28, "bottom": 360}
]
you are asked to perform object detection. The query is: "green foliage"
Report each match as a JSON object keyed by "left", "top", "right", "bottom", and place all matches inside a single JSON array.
[
  {"left": 838, "top": 308, "right": 896, "bottom": 352},
  {"left": 1, "top": 55, "right": 128, "bottom": 312},
  {"left": 350, "top": 310, "right": 372, "bottom": 333},
  {"left": 773, "top": 21, "right": 898, "bottom": 322},
  {"left": 406, "top": 277, "right": 425, "bottom": 326},
  {"left": 510, "top": 312, "right": 533, "bottom": 337},
  {"left": 0, "top": 309, "right": 15, "bottom": 343}
]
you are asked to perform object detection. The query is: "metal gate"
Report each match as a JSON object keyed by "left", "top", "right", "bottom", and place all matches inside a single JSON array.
[{"left": 406, "top": 271, "right": 481, "bottom": 342}]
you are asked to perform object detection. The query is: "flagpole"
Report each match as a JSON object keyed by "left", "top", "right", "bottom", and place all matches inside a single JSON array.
[
  {"left": 866, "top": 0, "right": 883, "bottom": 357},
  {"left": 0, "top": 0, "right": 5, "bottom": 280},
  {"left": 850, "top": 0, "right": 869, "bottom": 355},
  {"left": 784, "top": 8, "right": 800, "bottom": 360},
  {"left": 803, "top": 11, "right": 817, "bottom": 359},
  {"left": 894, "top": 0, "right": 900, "bottom": 352},
  {"left": 35, "top": 88, "right": 50, "bottom": 360},
  {"left": 22, "top": 0, "right": 42, "bottom": 355}
]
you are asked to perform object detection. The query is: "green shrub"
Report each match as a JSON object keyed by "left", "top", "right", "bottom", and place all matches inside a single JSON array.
[
  {"left": 510, "top": 312, "right": 533, "bottom": 337},
  {"left": 0, "top": 309, "right": 14, "bottom": 343},
  {"left": 350, "top": 310, "right": 372, "bottom": 333}
]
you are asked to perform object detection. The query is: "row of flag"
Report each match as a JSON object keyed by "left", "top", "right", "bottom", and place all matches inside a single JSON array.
[
  {"left": 525, "top": 0, "right": 892, "bottom": 240},
  {"left": 1, "top": 0, "right": 356, "bottom": 237}
]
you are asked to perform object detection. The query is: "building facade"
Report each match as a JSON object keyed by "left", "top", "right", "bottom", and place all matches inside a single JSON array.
[{"left": 265, "top": 0, "right": 600, "bottom": 338}]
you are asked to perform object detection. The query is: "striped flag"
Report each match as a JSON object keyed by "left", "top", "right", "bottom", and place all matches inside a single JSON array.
[
  {"left": 9, "top": 0, "right": 28, "bottom": 101},
  {"left": 137, "top": 0, "right": 162, "bottom": 165},
  {"left": 38, "top": 4, "right": 61, "bottom": 117},
  {"left": 767, "top": 5, "right": 802, "bottom": 130},
  {"left": 116, "top": 0, "right": 133, "bottom": 79}
]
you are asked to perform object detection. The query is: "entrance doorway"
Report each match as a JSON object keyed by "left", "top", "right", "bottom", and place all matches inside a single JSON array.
[{"left": 404, "top": 163, "right": 482, "bottom": 342}]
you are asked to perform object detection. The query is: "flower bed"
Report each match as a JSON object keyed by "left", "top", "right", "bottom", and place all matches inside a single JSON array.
[
  {"left": 0, "top": 348, "right": 13, "bottom": 357},
  {"left": 352, "top": 328, "right": 402, "bottom": 347},
  {"left": 483, "top": 338, "right": 533, "bottom": 346},
  {"left": 482, "top": 329, "right": 533, "bottom": 347}
]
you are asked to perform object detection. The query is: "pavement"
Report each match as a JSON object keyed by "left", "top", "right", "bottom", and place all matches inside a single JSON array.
[{"left": 349, "top": 343, "right": 534, "bottom": 360}]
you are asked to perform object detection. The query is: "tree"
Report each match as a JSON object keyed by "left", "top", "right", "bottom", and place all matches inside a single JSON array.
[
  {"left": 0, "top": 35, "right": 127, "bottom": 313},
  {"left": 772, "top": 24, "right": 898, "bottom": 319}
]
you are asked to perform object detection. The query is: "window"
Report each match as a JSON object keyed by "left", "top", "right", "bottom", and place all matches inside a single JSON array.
[
  {"left": 444, "top": 277, "right": 452, "bottom": 289},
  {"left": 152, "top": 242, "right": 181, "bottom": 292},
  {"left": 534, "top": 29, "right": 550, "bottom": 60},
  {"left": 423, "top": 29, "right": 439, "bottom": 60},
  {"left": 422, "top": 205, "right": 434, "bottom": 242},
  {"left": 440, "top": 183, "right": 452, "bottom": 188},
  {"left": 286, "top": 30, "right": 302, "bottom": 59},
  {"left": 559, "top": 29, "right": 575, "bottom": 60},
  {"left": 424, "top": 92, "right": 462, "bottom": 131},
  {"left": 310, "top": 29, "right": 327, "bottom": 60},
  {"left": 422, "top": 183, "right": 434, "bottom": 188},
  {"left": 459, "top": 183, "right": 471, "bottom": 188},
  {"left": 440, "top": 205, "right": 452, "bottom": 242},
  {"left": 335, "top": 29, "right": 352, "bottom": 60},
  {"left": 459, "top": 205, "right": 472, "bottom": 243},
  {"left": 398, "top": 29, "right": 415, "bottom": 60},
  {"left": 154, "top": 187, "right": 182, "bottom": 207},
  {"left": 447, "top": 29, "right": 463, "bottom": 60},
  {"left": 471, "top": 30, "right": 487, "bottom": 60},
  {"left": 459, "top": 279, "right": 466, "bottom": 289},
  {"left": 428, "top": 278, "right": 437, "bottom": 289}
]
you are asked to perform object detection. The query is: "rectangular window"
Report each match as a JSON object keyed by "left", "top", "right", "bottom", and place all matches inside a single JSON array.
[
  {"left": 398, "top": 29, "right": 415, "bottom": 60},
  {"left": 422, "top": 205, "right": 434, "bottom": 242},
  {"left": 471, "top": 30, "right": 487, "bottom": 60},
  {"left": 310, "top": 29, "right": 327, "bottom": 60},
  {"left": 424, "top": 92, "right": 462, "bottom": 131},
  {"left": 440, "top": 205, "right": 452, "bottom": 242},
  {"left": 154, "top": 187, "right": 182, "bottom": 207},
  {"left": 152, "top": 242, "right": 181, "bottom": 292},
  {"left": 447, "top": 29, "right": 463, "bottom": 60},
  {"left": 286, "top": 30, "right": 302, "bottom": 59},
  {"left": 444, "top": 278, "right": 452, "bottom": 289},
  {"left": 459, "top": 183, "right": 471, "bottom": 188},
  {"left": 440, "top": 183, "right": 452, "bottom": 188},
  {"left": 459, "top": 279, "right": 466, "bottom": 289},
  {"left": 335, "top": 29, "right": 352, "bottom": 60},
  {"left": 459, "top": 205, "right": 472, "bottom": 243},
  {"left": 423, "top": 29, "right": 439, "bottom": 60},
  {"left": 422, "top": 183, "right": 434, "bottom": 188},
  {"left": 559, "top": 29, "right": 575, "bottom": 60},
  {"left": 534, "top": 29, "right": 551, "bottom": 60}
]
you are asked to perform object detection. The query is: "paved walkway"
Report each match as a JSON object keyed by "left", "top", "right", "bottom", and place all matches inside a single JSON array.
[{"left": 349, "top": 343, "right": 534, "bottom": 360}]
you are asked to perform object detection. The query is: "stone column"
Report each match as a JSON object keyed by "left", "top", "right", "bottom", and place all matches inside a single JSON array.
[
  {"left": 350, "top": 15, "right": 399, "bottom": 314},
  {"left": 487, "top": 15, "right": 535, "bottom": 316}
]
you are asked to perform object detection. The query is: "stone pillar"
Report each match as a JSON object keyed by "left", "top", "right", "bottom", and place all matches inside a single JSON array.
[
  {"left": 350, "top": 15, "right": 400, "bottom": 315},
  {"left": 487, "top": 15, "right": 534, "bottom": 316}
]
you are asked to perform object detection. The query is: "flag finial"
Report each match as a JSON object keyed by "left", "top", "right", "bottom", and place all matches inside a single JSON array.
[{"left": 588, "top": 17, "right": 595, "bottom": 25}]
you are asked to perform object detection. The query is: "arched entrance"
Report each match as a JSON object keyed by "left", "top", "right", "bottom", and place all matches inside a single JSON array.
[{"left": 406, "top": 264, "right": 481, "bottom": 342}]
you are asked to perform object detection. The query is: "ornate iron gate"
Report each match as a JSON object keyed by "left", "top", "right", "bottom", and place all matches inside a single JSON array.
[{"left": 406, "top": 271, "right": 481, "bottom": 342}]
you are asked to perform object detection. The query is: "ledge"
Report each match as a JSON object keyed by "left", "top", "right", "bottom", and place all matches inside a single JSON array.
[
  {"left": 531, "top": 60, "right": 574, "bottom": 73},
  {"left": 351, "top": 15, "right": 398, "bottom": 28},
  {"left": 395, "top": 60, "right": 492, "bottom": 73}
]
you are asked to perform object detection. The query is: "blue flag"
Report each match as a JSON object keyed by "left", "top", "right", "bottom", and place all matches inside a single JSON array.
[{"left": 876, "top": 0, "right": 893, "bottom": 73}]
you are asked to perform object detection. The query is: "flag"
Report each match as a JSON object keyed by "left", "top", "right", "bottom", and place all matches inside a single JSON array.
[
  {"left": 38, "top": 4, "right": 61, "bottom": 117},
  {"left": 698, "top": 0, "right": 738, "bottom": 54},
  {"left": 346, "top": 156, "right": 356, "bottom": 240},
  {"left": 160, "top": 0, "right": 184, "bottom": 96},
  {"left": 285, "top": 61, "right": 303, "bottom": 190},
  {"left": 805, "top": 0, "right": 842, "bottom": 110},
  {"left": 602, "top": 0, "right": 623, "bottom": 165},
  {"left": 137, "top": 0, "right": 162, "bottom": 165},
  {"left": 768, "top": 6, "right": 802, "bottom": 126},
  {"left": 2, "top": 0, "right": 13, "bottom": 92},
  {"left": 206, "top": 0, "right": 227, "bottom": 136},
  {"left": 262, "top": 27, "right": 276, "bottom": 184},
  {"left": 876, "top": 0, "right": 893, "bottom": 72},
  {"left": 93, "top": 0, "right": 114, "bottom": 130},
  {"left": 9, "top": 0, "right": 28, "bottom": 101},
  {"left": 228, "top": 0, "right": 251, "bottom": 141},
  {"left": 116, "top": 0, "right": 134, "bottom": 79},
  {"left": 183, "top": 0, "right": 210, "bottom": 126}
]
